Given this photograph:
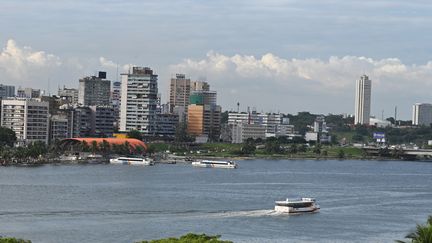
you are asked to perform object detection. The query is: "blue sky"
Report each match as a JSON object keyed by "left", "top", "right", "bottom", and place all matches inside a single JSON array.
[{"left": 1, "top": 0, "right": 431, "bottom": 119}]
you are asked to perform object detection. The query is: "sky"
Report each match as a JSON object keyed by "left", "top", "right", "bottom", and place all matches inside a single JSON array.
[{"left": 1, "top": 0, "right": 431, "bottom": 119}]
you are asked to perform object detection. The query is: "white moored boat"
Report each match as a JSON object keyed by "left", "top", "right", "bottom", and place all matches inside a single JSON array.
[
  {"left": 191, "top": 160, "right": 237, "bottom": 169},
  {"left": 274, "top": 197, "right": 320, "bottom": 214},
  {"left": 110, "top": 157, "right": 154, "bottom": 166}
]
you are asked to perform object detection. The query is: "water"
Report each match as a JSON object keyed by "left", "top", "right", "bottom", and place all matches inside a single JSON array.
[{"left": 0, "top": 159, "right": 431, "bottom": 243}]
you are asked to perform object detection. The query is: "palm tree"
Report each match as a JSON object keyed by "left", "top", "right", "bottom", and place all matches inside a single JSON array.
[{"left": 397, "top": 216, "right": 432, "bottom": 243}]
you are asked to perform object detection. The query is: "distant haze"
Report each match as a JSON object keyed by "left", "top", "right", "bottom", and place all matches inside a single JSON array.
[{"left": 1, "top": 0, "right": 431, "bottom": 119}]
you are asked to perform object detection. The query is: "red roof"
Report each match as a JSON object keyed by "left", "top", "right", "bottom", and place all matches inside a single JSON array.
[{"left": 63, "top": 138, "right": 147, "bottom": 150}]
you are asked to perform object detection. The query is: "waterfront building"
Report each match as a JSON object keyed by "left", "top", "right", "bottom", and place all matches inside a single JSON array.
[
  {"left": 1, "top": 98, "right": 49, "bottom": 145},
  {"left": 78, "top": 72, "right": 111, "bottom": 106},
  {"left": 0, "top": 84, "right": 15, "bottom": 98},
  {"left": 49, "top": 114, "right": 69, "bottom": 142},
  {"left": 17, "top": 88, "right": 41, "bottom": 99},
  {"left": 58, "top": 86, "right": 79, "bottom": 104},
  {"left": 187, "top": 104, "right": 221, "bottom": 139},
  {"left": 354, "top": 75, "right": 372, "bottom": 125},
  {"left": 169, "top": 74, "right": 191, "bottom": 114},
  {"left": 119, "top": 67, "right": 158, "bottom": 135},
  {"left": 59, "top": 105, "right": 92, "bottom": 138},
  {"left": 412, "top": 103, "right": 432, "bottom": 126},
  {"left": 154, "top": 113, "right": 179, "bottom": 137},
  {"left": 90, "top": 105, "right": 115, "bottom": 137},
  {"left": 228, "top": 111, "right": 283, "bottom": 134},
  {"left": 112, "top": 81, "right": 121, "bottom": 127},
  {"left": 231, "top": 123, "right": 266, "bottom": 143}
]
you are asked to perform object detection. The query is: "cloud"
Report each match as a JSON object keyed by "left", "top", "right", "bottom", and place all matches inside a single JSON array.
[
  {"left": 170, "top": 51, "right": 432, "bottom": 117},
  {"left": 0, "top": 39, "right": 61, "bottom": 81},
  {"left": 171, "top": 51, "right": 432, "bottom": 92}
]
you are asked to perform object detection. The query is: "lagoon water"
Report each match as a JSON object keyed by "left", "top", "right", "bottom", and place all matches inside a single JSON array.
[{"left": 0, "top": 159, "right": 431, "bottom": 243}]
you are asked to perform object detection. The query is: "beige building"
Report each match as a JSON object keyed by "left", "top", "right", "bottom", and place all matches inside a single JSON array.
[
  {"left": 187, "top": 104, "right": 221, "bottom": 140},
  {"left": 1, "top": 98, "right": 49, "bottom": 145},
  {"left": 169, "top": 74, "right": 191, "bottom": 113}
]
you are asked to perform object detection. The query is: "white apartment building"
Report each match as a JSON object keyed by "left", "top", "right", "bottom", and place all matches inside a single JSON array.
[
  {"left": 354, "top": 75, "right": 372, "bottom": 125},
  {"left": 412, "top": 103, "right": 432, "bottom": 126},
  {"left": 1, "top": 99, "right": 49, "bottom": 145},
  {"left": 120, "top": 67, "right": 158, "bottom": 135},
  {"left": 231, "top": 123, "right": 267, "bottom": 143}
]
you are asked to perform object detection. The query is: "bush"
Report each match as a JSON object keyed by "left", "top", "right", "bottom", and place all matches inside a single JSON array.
[
  {"left": 0, "top": 237, "right": 31, "bottom": 243},
  {"left": 137, "top": 233, "right": 233, "bottom": 243}
]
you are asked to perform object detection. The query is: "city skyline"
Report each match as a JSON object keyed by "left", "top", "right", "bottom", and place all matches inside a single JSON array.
[{"left": 1, "top": 1, "right": 432, "bottom": 119}]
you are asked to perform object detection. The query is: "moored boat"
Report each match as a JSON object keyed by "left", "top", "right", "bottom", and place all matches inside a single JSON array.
[
  {"left": 191, "top": 160, "right": 237, "bottom": 169},
  {"left": 274, "top": 197, "right": 320, "bottom": 213},
  {"left": 110, "top": 157, "right": 154, "bottom": 166}
]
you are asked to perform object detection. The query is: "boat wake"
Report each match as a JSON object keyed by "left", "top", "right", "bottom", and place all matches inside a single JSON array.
[{"left": 201, "top": 209, "right": 284, "bottom": 219}]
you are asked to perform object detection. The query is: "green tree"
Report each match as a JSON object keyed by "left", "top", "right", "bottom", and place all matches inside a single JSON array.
[
  {"left": 0, "top": 237, "right": 31, "bottom": 243},
  {"left": 175, "top": 123, "right": 193, "bottom": 143},
  {"left": 298, "top": 144, "right": 307, "bottom": 153},
  {"left": 313, "top": 144, "right": 321, "bottom": 154},
  {"left": 145, "top": 145, "right": 155, "bottom": 156},
  {"left": 90, "top": 141, "right": 99, "bottom": 153},
  {"left": 337, "top": 149, "right": 345, "bottom": 159},
  {"left": 26, "top": 141, "right": 48, "bottom": 158},
  {"left": 127, "top": 130, "right": 143, "bottom": 140},
  {"left": 99, "top": 140, "right": 111, "bottom": 155},
  {"left": 288, "top": 144, "right": 297, "bottom": 154},
  {"left": 81, "top": 141, "right": 90, "bottom": 152},
  {"left": 137, "top": 233, "right": 233, "bottom": 243},
  {"left": 0, "top": 127, "right": 17, "bottom": 147},
  {"left": 397, "top": 215, "right": 432, "bottom": 243},
  {"left": 240, "top": 138, "right": 256, "bottom": 155},
  {"left": 265, "top": 137, "right": 281, "bottom": 154}
]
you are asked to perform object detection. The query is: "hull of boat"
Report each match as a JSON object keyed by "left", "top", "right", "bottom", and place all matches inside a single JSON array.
[
  {"left": 274, "top": 205, "right": 320, "bottom": 214},
  {"left": 191, "top": 162, "right": 236, "bottom": 169}
]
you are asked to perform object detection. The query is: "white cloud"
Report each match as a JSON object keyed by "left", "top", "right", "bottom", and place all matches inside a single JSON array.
[
  {"left": 171, "top": 51, "right": 432, "bottom": 117},
  {"left": 0, "top": 39, "right": 61, "bottom": 81},
  {"left": 171, "top": 51, "right": 432, "bottom": 92}
]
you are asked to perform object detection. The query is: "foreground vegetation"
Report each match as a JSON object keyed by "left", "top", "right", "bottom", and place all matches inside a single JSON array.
[
  {"left": 397, "top": 216, "right": 432, "bottom": 243},
  {"left": 0, "top": 237, "right": 31, "bottom": 243},
  {"left": 137, "top": 233, "right": 232, "bottom": 243}
]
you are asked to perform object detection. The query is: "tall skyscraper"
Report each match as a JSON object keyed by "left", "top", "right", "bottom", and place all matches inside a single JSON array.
[
  {"left": 354, "top": 75, "right": 372, "bottom": 125},
  {"left": 412, "top": 103, "right": 432, "bottom": 126},
  {"left": 119, "top": 67, "right": 158, "bottom": 135},
  {"left": 187, "top": 89, "right": 221, "bottom": 140},
  {"left": 169, "top": 74, "right": 191, "bottom": 113},
  {"left": 0, "top": 84, "right": 15, "bottom": 98},
  {"left": 78, "top": 72, "right": 111, "bottom": 106}
]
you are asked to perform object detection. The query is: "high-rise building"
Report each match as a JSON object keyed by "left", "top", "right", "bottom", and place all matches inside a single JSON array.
[
  {"left": 0, "top": 84, "right": 15, "bottom": 98},
  {"left": 58, "top": 86, "right": 79, "bottom": 104},
  {"left": 49, "top": 114, "right": 69, "bottom": 142},
  {"left": 169, "top": 74, "right": 191, "bottom": 113},
  {"left": 112, "top": 81, "right": 122, "bottom": 128},
  {"left": 78, "top": 72, "right": 111, "bottom": 106},
  {"left": 90, "top": 105, "right": 115, "bottom": 137},
  {"left": 119, "top": 67, "right": 158, "bottom": 135},
  {"left": 17, "top": 88, "right": 41, "bottom": 99},
  {"left": 191, "top": 80, "right": 210, "bottom": 91},
  {"left": 354, "top": 75, "right": 372, "bottom": 125},
  {"left": 412, "top": 103, "right": 432, "bottom": 126},
  {"left": 187, "top": 87, "right": 221, "bottom": 140},
  {"left": 1, "top": 98, "right": 49, "bottom": 145}
]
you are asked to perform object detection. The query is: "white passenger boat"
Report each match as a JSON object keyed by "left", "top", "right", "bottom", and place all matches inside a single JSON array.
[
  {"left": 109, "top": 157, "right": 154, "bottom": 166},
  {"left": 274, "top": 197, "right": 320, "bottom": 213},
  {"left": 191, "top": 160, "right": 237, "bottom": 169}
]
